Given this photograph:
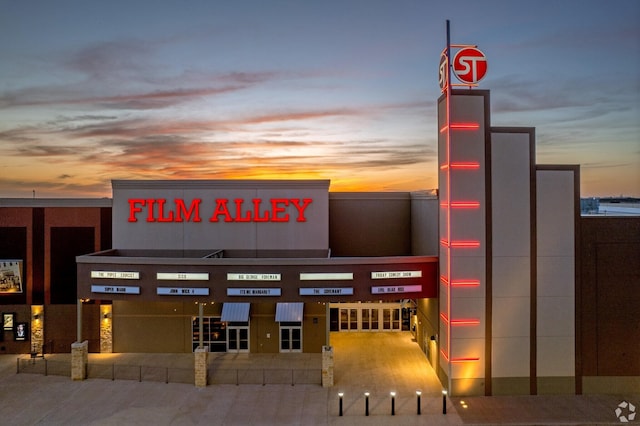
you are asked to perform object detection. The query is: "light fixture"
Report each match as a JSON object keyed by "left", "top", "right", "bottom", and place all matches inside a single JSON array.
[
  {"left": 390, "top": 391, "right": 396, "bottom": 416},
  {"left": 364, "top": 392, "right": 370, "bottom": 416},
  {"left": 338, "top": 392, "right": 343, "bottom": 416},
  {"left": 442, "top": 390, "right": 448, "bottom": 414},
  {"left": 416, "top": 390, "right": 422, "bottom": 415}
]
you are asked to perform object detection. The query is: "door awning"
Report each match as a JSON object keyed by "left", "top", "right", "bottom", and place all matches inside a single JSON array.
[
  {"left": 221, "top": 303, "right": 250, "bottom": 322},
  {"left": 275, "top": 302, "right": 304, "bottom": 322}
]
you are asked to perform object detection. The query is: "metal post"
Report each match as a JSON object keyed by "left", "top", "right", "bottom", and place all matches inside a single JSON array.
[
  {"left": 390, "top": 392, "right": 396, "bottom": 416},
  {"left": 417, "top": 390, "right": 422, "bottom": 415},
  {"left": 338, "top": 392, "right": 343, "bottom": 416},
  {"left": 365, "top": 392, "right": 369, "bottom": 416},
  {"left": 77, "top": 299, "right": 83, "bottom": 343},
  {"left": 198, "top": 302, "right": 204, "bottom": 348},
  {"left": 442, "top": 390, "right": 448, "bottom": 414},
  {"left": 325, "top": 302, "right": 330, "bottom": 347}
]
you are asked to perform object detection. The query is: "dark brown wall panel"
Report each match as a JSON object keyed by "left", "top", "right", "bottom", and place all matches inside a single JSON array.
[
  {"left": 50, "top": 227, "right": 95, "bottom": 304},
  {"left": 32, "top": 208, "right": 45, "bottom": 305},
  {"left": 329, "top": 196, "right": 411, "bottom": 256},
  {"left": 580, "top": 217, "right": 640, "bottom": 376}
]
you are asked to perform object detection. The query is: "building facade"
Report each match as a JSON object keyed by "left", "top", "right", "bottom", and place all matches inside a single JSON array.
[{"left": 1, "top": 89, "right": 638, "bottom": 396}]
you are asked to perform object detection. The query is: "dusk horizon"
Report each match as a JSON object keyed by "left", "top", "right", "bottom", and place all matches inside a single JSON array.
[{"left": 1, "top": 1, "right": 638, "bottom": 198}]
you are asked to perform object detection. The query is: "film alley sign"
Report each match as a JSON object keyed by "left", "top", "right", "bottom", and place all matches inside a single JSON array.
[{"left": 127, "top": 198, "right": 313, "bottom": 223}]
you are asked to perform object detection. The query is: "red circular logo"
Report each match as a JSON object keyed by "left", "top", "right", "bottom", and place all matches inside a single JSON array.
[
  {"left": 438, "top": 52, "right": 448, "bottom": 91},
  {"left": 453, "top": 48, "right": 487, "bottom": 84}
]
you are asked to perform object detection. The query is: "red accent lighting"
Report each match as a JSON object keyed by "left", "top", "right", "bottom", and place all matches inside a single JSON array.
[
  {"left": 449, "top": 123, "right": 479, "bottom": 130},
  {"left": 450, "top": 240, "right": 480, "bottom": 248},
  {"left": 451, "top": 279, "right": 480, "bottom": 288},
  {"left": 450, "top": 357, "right": 480, "bottom": 363},
  {"left": 450, "top": 201, "right": 480, "bottom": 208},
  {"left": 450, "top": 318, "right": 480, "bottom": 326},
  {"left": 450, "top": 162, "right": 480, "bottom": 170}
]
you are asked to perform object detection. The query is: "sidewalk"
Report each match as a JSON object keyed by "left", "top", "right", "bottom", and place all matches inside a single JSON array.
[{"left": 0, "top": 332, "right": 637, "bottom": 425}]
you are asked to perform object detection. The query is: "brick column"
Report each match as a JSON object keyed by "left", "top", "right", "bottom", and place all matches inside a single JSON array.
[
  {"left": 194, "top": 346, "right": 208, "bottom": 388},
  {"left": 71, "top": 341, "right": 88, "bottom": 381},
  {"left": 322, "top": 345, "right": 334, "bottom": 387}
]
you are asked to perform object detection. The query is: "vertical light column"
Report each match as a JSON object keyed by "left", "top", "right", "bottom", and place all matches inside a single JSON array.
[
  {"left": 439, "top": 90, "right": 487, "bottom": 396},
  {"left": 100, "top": 304, "right": 113, "bottom": 353},
  {"left": 31, "top": 305, "right": 44, "bottom": 354}
]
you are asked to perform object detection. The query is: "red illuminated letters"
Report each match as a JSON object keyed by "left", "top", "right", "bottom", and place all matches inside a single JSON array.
[{"left": 128, "top": 198, "right": 312, "bottom": 223}]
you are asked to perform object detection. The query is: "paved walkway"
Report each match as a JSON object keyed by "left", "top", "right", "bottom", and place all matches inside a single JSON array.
[{"left": 0, "top": 332, "right": 637, "bottom": 425}]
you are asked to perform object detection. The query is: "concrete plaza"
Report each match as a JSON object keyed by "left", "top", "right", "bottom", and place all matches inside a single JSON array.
[{"left": 0, "top": 332, "right": 636, "bottom": 425}]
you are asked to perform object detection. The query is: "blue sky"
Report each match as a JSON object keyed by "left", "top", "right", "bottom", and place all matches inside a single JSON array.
[{"left": 1, "top": 0, "right": 638, "bottom": 197}]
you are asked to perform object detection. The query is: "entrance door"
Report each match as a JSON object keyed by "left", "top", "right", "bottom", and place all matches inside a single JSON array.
[
  {"left": 227, "top": 324, "right": 249, "bottom": 353},
  {"left": 339, "top": 308, "right": 358, "bottom": 331},
  {"left": 382, "top": 308, "right": 401, "bottom": 330},
  {"left": 361, "top": 308, "right": 379, "bottom": 331},
  {"left": 279, "top": 322, "right": 302, "bottom": 352},
  {"left": 331, "top": 303, "right": 403, "bottom": 332}
]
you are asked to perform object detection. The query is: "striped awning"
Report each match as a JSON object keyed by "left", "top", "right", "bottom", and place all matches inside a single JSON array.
[
  {"left": 275, "top": 302, "right": 304, "bottom": 322},
  {"left": 221, "top": 303, "right": 250, "bottom": 322}
]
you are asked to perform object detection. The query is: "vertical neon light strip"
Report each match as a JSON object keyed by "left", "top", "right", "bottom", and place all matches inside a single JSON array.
[{"left": 445, "top": 20, "right": 452, "bottom": 388}]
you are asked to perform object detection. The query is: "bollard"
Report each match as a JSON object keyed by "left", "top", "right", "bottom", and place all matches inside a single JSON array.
[
  {"left": 442, "top": 389, "right": 448, "bottom": 414},
  {"left": 390, "top": 391, "right": 396, "bottom": 416},
  {"left": 416, "top": 390, "right": 422, "bottom": 415},
  {"left": 364, "top": 392, "right": 370, "bottom": 416},
  {"left": 338, "top": 392, "right": 343, "bottom": 416}
]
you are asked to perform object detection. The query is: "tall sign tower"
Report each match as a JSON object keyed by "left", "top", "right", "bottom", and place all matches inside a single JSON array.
[{"left": 438, "top": 20, "right": 489, "bottom": 395}]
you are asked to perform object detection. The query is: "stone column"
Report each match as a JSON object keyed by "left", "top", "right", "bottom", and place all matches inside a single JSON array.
[
  {"left": 194, "top": 346, "right": 208, "bottom": 388},
  {"left": 322, "top": 345, "right": 334, "bottom": 387},
  {"left": 71, "top": 340, "right": 88, "bottom": 381}
]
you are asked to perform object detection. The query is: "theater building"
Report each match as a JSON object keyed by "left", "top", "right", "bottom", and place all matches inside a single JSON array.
[{"left": 1, "top": 89, "right": 638, "bottom": 396}]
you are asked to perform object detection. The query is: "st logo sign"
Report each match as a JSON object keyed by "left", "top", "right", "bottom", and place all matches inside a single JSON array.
[{"left": 453, "top": 47, "right": 487, "bottom": 84}]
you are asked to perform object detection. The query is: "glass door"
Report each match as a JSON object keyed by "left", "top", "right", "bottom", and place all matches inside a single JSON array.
[
  {"left": 279, "top": 322, "right": 302, "bottom": 352},
  {"left": 227, "top": 324, "right": 249, "bottom": 353},
  {"left": 361, "top": 308, "right": 379, "bottom": 331},
  {"left": 339, "top": 308, "right": 358, "bottom": 331}
]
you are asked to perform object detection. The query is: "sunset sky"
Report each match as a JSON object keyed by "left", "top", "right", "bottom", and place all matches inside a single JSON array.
[{"left": 1, "top": 1, "right": 638, "bottom": 198}]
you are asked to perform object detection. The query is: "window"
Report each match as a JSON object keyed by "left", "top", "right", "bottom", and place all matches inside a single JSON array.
[{"left": 192, "top": 316, "right": 226, "bottom": 352}]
